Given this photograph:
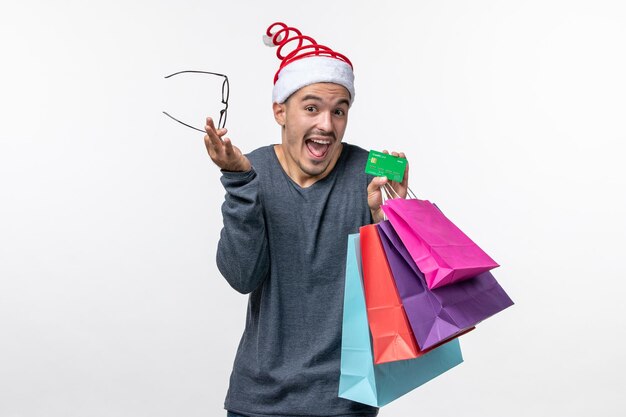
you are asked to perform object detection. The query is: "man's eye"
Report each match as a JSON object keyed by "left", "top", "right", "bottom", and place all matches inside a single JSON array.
[
  {"left": 334, "top": 109, "right": 345, "bottom": 116},
  {"left": 305, "top": 106, "right": 316, "bottom": 112}
]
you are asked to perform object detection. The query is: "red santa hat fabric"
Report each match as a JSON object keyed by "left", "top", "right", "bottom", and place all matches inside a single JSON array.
[{"left": 263, "top": 22, "right": 355, "bottom": 105}]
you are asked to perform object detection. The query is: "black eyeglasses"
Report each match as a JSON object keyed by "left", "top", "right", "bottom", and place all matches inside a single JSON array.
[{"left": 163, "top": 70, "right": 229, "bottom": 132}]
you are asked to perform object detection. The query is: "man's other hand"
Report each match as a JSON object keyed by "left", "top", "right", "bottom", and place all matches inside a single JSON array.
[{"left": 204, "top": 117, "right": 252, "bottom": 172}]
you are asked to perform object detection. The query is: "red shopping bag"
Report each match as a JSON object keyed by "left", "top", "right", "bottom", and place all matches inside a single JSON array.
[
  {"left": 359, "top": 224, "right": 420, "bottom": 364},
  {"left": 382, "top": 198, "right": 499, "bottom": 289}
]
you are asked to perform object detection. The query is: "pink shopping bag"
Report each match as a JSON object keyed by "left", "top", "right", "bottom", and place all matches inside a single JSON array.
[{"left": 382, "top": 198, "right": 499, "bottom": 289}]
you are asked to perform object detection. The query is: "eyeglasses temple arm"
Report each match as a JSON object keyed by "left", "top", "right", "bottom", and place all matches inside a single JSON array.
[{"left": 162, "top": 111, "right": 206, "bottom": 133}]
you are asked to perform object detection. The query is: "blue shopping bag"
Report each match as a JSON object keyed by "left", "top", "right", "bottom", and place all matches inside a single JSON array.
[{"left": 338, "top": 233, "right": 464, "bottom": 407}]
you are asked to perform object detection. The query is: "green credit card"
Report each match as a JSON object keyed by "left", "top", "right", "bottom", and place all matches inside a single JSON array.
[{"left": 364, "top": 150, "right": 407, "bottom": 182}]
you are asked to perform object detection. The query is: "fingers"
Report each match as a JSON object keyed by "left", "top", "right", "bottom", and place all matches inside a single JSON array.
[
  {"left": 204, "top": 117, "right": 225, "bottom": 161},
  {"left": 380, "top": 149, "right": 410, "bottom": 196},
  {"left": 367, "top": 176, "right": 388, "bottom": 194},
  {"left": 205, "top": 117, "right": 228, "bottom": 137},
  {"left": 223, "top": 137, "right": 235, "bottom": 156},
  {"left": 205, "top": 117, "right": 216, "bottom": 134},
  {"left": 205, "top": 118, "right": 227, "bottom": 154},
  {"left": 202, "top": 117, "right": 251, "bottom": 172},
  {"left": 205, "top": 117, "right": 227, "bottom": 142},
  {"left": 400, "top": 152, "right": 409, "bottom": 187},
  {"left": 382, "top": 149, "right": 404, "bottom": 159},
  {"left": 381, "top": 150, "right": 408, "bottom": 184}
]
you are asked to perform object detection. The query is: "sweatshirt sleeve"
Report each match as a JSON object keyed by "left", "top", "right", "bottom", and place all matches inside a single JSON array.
[{"left": 216, "top": 168, "right": 270, "bottom": 294}]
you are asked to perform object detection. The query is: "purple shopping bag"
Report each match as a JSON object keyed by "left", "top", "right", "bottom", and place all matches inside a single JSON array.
[
  {"left": 382, "top": 198, "right": 499, "bottom": 289},
  {"left": 377, "top": 221, "right": 514, "bottom": 351}
]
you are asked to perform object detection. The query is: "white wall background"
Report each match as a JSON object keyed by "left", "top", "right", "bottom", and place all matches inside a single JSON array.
[{"left": 1, "top": 1, "right": 625, "bottom": 416}]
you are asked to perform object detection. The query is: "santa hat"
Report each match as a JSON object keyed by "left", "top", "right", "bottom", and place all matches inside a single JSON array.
[{"left": 263, "top": 22, "right": 355, "bottom": 105}]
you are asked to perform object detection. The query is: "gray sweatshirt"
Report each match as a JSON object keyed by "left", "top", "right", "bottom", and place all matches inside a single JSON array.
[{"left": 218, "top": 143, "right": 378, "bottom": 417}]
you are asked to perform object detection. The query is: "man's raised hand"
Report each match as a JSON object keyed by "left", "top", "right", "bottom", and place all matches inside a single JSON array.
[
  {"left": 204, "top": 117, "right": 251, "bottom": 172},
  {"left": 367, "top": 150, "right": 409, "bottom": 223}
]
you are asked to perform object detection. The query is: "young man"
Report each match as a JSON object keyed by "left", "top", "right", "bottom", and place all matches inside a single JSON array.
[{"left": 203, "top": 23, "right": 409, "bottom": 417}]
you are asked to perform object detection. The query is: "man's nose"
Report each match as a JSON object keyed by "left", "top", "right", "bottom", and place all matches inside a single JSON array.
[{"left": 317, "top": 110, "right": 333, "bottom": 132}]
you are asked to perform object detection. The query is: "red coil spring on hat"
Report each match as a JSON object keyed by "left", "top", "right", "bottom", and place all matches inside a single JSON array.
[{"left": 265, "top": 22, "right": 353, "bottom": 84}]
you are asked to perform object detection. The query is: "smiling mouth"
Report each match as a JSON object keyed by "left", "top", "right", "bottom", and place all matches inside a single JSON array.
[{"left": 305, "top": 138, "right": 332, "bottom": 159}]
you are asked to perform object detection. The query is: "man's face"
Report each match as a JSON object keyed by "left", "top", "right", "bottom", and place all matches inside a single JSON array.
[{"left": 273, "top": 82, "right": 351, "bottom": 186}]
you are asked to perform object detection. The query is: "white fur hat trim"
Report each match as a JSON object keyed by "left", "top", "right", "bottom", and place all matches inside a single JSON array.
[{"left": 272, "top": 56, "right": 355, "bottom": 105}]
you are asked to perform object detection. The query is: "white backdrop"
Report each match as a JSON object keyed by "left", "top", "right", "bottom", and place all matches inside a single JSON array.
[{"left": 1, "top": 1, "right": 625, "bottom": 416}]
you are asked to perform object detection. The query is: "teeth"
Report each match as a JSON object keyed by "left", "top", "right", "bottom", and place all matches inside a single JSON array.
[{"left": 311, "top": 139, "right": 330, "bottom": 145}]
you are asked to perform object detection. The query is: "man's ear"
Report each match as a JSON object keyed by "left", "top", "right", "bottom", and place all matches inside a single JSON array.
[{"left": 273, "top": 102, "right": 286, "bottom": 127}]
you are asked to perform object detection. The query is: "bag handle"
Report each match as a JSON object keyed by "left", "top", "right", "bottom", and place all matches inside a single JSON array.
[
  {"left": 379, "top": 183, "right": 418, "bottom": 222},
  {"left": 383, "top": 183, "right": 418, "bottom": 200}
]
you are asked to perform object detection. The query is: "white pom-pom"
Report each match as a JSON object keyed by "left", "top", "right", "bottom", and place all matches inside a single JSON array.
[{"left": 262, "top": 34, "right": 276, "bottom": 47}]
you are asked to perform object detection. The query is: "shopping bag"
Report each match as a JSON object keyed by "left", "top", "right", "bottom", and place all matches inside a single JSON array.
[
  {"left": 338, "top": 233, "right": 464, "bottom": 407},
  {"left": 378, "top": 220, "right": 514, "bottom": 351},
  {"left": 359, "top": 224, "right": 419, "bottom": 364},
  {"left": 382, "top": 198, "right": 499, "bottom": 289}
]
